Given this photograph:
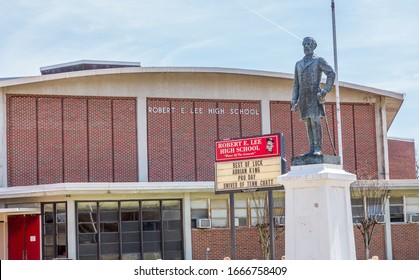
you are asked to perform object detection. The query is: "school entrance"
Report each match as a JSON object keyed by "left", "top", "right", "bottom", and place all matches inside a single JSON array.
[{"left": 8, "top": 214, "right": 41, "bottom": 260}]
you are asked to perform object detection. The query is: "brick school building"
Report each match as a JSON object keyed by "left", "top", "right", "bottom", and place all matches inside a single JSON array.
[{"left": 0, "top": 61, "right": 417, "bottom": 260}]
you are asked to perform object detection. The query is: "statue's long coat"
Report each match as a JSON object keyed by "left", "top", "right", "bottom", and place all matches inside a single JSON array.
[{"left": 291, "top": 54, "right": 335, "bottom": 120}]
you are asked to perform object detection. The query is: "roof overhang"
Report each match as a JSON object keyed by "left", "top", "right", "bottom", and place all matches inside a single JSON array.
[
  {"left": 0, "top": 179, "right": 417, "bottom": 200},
  {"left": 40, "top": 59, "right": 141, "bottom": 72},
  {"left": 351, "top": 179, "right": 419, "bottom": 196},
  {"left": 0, "top": 182, "right": 215, "bottom": 199},
  {"left": 0, "top": 66, "right": 405, "bottom": 130}
]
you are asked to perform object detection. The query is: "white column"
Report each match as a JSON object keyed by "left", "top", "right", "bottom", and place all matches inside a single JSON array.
[
  {"left": 261, "top": 99, "right": 271, "bottom": 135},
  {"left": 183, "top": 193, "right": 192, "bottom": 260},
  {"left": 0, "top": 89, "right": 7, "bottom": 188},
  {"left": 137, "top": 96, "right": 148, "bottom": 182},
  {"left": 278, "top": 164, "right": 356, "bottom": 259},
  {"left": 66, "top": 199, "right": 77, "bottom": 260},
  {"left": 0, "top": 213, "right": 5, "bottom": 259},
  {"left": 375, "top": 97, "right": 389, "bottom": 180},
  {"left": 384, "top": 195, "right": 393, "bottom": 260}
]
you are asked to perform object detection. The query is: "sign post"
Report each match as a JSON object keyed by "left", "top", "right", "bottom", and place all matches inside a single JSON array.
[{"left": 215, "top": 133, "right": 285, "bottom": 259}]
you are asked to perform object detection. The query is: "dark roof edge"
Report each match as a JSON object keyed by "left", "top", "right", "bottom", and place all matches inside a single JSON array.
[{"left": 39, "top": 59, "right": 141, "bottom": 72}]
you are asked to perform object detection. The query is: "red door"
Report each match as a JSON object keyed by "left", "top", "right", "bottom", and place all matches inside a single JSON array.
[{"left": 8, "top": 215, "right": 41, "bottom": 260}]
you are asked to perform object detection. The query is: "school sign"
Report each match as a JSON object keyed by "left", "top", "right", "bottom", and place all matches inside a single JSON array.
[{"left": 214, "top": 134, "right": 285, "bottom": 193}]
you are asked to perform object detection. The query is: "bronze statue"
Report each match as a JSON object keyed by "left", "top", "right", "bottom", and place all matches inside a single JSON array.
[{"left": 291, "top": 37, "right": 335, "bottom": 156}]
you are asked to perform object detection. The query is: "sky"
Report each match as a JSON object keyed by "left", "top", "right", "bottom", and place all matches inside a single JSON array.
[{"left": 1, "top": 0, "right": 418, "bottom": 154}]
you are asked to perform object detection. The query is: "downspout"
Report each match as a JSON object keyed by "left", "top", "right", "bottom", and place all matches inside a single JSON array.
[
  {"left": 376, "top": 96, "right": 392, "bottom": 259},
  {"left": 376, "top": 96, "right": 390, "bottom": 180}
]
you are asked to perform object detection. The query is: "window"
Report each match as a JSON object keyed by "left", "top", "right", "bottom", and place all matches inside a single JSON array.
[
  {"left": 162, "top": 200, "right": 183, "bottom": 260},
  {"left": 405, "top": 196, "right": 419, "bottom": 223},
  {"left": 41, "top": 202, "right": 68, "bottom": 260},
  {"left": 272, "top": 195, "right": 285, "bottom": 216},
  {"left": 389, "top": 197, "right": 404, "bottom": 223},
  {"left": 211, "top": 199, "right": 228, "bottom": 228},
  {"left": 99, "top": 202, "right": 119, "bottom": 260},
  {"left": 121, "top": 201, "right": 141, "bottom": 260},
  {"left": 351, "top": 196, "right": 386, "bottom": 224},
  {"left": 142, "top": 201, "right": 161, "bottom": 260},
  {"left": 234, "top": 199, "right": 248, "bottom": 227},
  {"left": 190, "top": 194, "right": 285, "bottom": 229},
  {"left": 250, "top": 198, "right": 266, "bottom": 226},
  {"left": 249, "top": 194, "right": 285, "bottom": 226},
  {"left": 76, "top": 200, "right": 182, "bottom": 260},
  {"left": 191, "top": 199, "right": 208, "bottom": 228},
  {"left": 351, "top": 198, "right": 363, "bottom": 224},
  {"left": 77, "top": 202, "right": 98, "bottom": 260},
  {"left": 272, "top": 196, "right": 286, "bottom": 225}
]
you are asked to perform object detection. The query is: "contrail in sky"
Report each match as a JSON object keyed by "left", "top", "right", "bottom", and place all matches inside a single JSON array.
[{"left": 235, "top": 0, "right": 302, "bottom": 41}]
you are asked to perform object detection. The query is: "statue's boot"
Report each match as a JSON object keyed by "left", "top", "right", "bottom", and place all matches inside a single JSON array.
[
  {"left": 302, "top": 120, "right": 315, "bottom": 156},
  {"left": 312, "top": 118, "right": 323, "bottom": 156}
]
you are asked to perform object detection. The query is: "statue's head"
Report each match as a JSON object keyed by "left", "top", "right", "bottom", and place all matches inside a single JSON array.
[{"left": 302, "top": 37, "right": 317, "bottom": 56}]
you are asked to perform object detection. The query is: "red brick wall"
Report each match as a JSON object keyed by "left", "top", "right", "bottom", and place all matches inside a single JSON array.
[
  {"left": 7, "top": 95, "right": 137, "bottom": 186},
  {"left": 7, "top": 96, "right": 38, "bottom": 186},
  {"left": 354, "top": 105, "right": 378, "bottom": 178},
  {"left": 388, "top": 139, "right": 416, "bottom": 179},
  {"left": 391, "top": 224, "right": 419, "bottom": 259},
  {"left": 353, "top": 224, "right": 386, "bottom": 260},
  {"left": 270, "top": 102, "right": 377, "bottom": 179},
  {"left": 353, "top": 224, "right": 419, "bottom": 260},
  {"left": 192, "top": 224, "right": 418, "bottom": 260},
  {"left": 192, "top": 227, "right": 285, "bottom": 260},
  {"left": 63, "top": 98, "right": 88, "bottom": 182},
  {"left": 147, "top": 98, "right": 261, "bottom": 182}
]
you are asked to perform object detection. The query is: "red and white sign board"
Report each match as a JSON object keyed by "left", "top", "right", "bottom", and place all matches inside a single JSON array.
[
  {"left": 215, "top": 134, "right": 283, "bottom": 193},
  {"left": 216, "top": 134, "right": 280, "bottom": 162}
]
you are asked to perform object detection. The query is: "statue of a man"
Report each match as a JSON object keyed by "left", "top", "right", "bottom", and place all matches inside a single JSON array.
[{"left": 291, "top": 37, "right": 335, "bottom": 156}]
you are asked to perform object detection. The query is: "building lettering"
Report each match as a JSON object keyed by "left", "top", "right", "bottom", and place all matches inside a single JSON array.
[
  {"left": 148, "top": 106, "right": 175, "bottom": 114},
  {"left": 148, "top": 106, "right": 259, "bottom": 115},
  {"left": 208, "top": 108, "right": 225, "bottom": 114}
]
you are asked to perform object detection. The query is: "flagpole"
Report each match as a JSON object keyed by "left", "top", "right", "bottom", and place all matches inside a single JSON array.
[{"left": 331, "top": 0, "right": 343, "bottom": 163}]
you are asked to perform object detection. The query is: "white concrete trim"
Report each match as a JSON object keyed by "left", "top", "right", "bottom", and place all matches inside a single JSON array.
[
  {"left": 0, "top": 67, "right": 404, "bottom": 101},
  {"left": 0, "top": 220, "right": 5, "bottom": 260},
  {"left": 384, "top": 197, "right": 393, "bottom": 260},
  {"left": 261, "top": 99, "right": 271, "bottom": 134},
  {"left": 183, "top": 193, "right": 192, "bottom": 260},
  {"left": 339, "top": 80, "right": 405, "bottom": 100},
  {"left": 0, "top": 67, "right": 291, "bottom": 87},
  {"left": 137, "top": 96, "right": 148, "bottom": 182},
  {"left": 66, "top": 200, "right": 77, "bottom": 260},
  {"left": 376, "top": 97, "right": 389, "bottom": 180},
  {"left": 0, "top": 182, "right": 215, "bottom": 199},
  {"left": 0, "top": 89, "right": 7, "bottom": 188},
  {"left": 387, "top": 136, "right": 415, "bottom": 143},
  {"left": 0, "top": 208, "right": 40, "bottom": 213},
  {"left": 357, "top": 179, "right": 419, "bottom": 188},
  {"left": 280, "top": 164, "right": 357, "bottom": 184}
]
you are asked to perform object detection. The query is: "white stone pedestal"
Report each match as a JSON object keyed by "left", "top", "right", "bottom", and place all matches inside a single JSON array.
[{"left": 278, "top": 163, "right": 357, "bottom": 260}]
